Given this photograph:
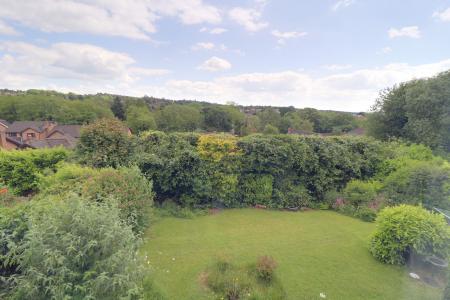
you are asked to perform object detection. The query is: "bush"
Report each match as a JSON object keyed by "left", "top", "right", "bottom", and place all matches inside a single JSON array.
[
  {"left": 370, "top": 205, "right": 450, "bottom": 265},
  {"left": 255, "top": 256, "right": 277, "bottom": 282},
  {"left": 82, "top": 167, "right": 154, "bottom": 234},
  {"left": 14, "top": 196, "right": 145, "bottom": 299},
  {"left": 382, "top": 161, "right": 450, "bottom": 209},
  {"left": 201, "top": 256, "right": 285, "bottom": 300},
  {"left": 0, "top": 148, "right": 68, "bottom": 195},
  {"left": 355, "top": 206, "right": 377, "bottom": 222},
  {"left": 343, "top": 180, "right": 380, "bottom": 208},
  {"left": 239, "top": 174, "right": 273, "bottom": 206},
  {"left": 76, "top": 118, "right": 134, "bottom": 168},
  {"left": 0, "top": 203, "right": 29, "bottom": 296}
]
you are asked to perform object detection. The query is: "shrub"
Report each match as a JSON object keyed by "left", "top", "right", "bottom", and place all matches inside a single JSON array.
[
  {"left": 82, "top": 167, "right": 154, "bottom": 234},
  {"left": 370, "top": 205, "right": 450, "bottom": 265},
  {"left": 239, "top": 174, "right": 273, "bottom": 206},
  {"left": 382, "top": 161, "right": 450, "bottom": 209},
  {"left": 255, "top": 256, "right": 277, "bottom": 282},
  {"left": 0, "top": 203, "right": 29, "bottom": 296},
  {"left": 76, "top": 118, "right": 134, "bottom": 168},
  {"left": 343, "top": 180, "right": 380, "bottom": 208},
  {"left": 0, "top": 149, "right": 67, "bottom": 195},
  {"left": 355, "top": 206, "right": 377, "bottom": 222},
  {"left": 14, "top": 196, "right": 144, "bottom": 299}
]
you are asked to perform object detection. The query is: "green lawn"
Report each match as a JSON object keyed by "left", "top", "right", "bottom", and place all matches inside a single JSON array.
[{"left": 141, "top": 209, "right": 442, "bottom": 299}]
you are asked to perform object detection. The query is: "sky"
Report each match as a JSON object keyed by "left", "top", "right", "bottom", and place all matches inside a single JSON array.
[{"left": 0, "top": 0, "right": 450, "bottom": 111}]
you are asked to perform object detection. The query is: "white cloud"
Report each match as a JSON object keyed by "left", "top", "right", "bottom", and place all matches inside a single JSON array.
[
  {"left": 271, "top": 30, "right": 307, "bottom": 44},
  {"left": 433, "top": 7, "right": 450, "bottom": 22},
  {"left": 197, "top": 56, "right": 231, "bottom": 72},
  {"left": 0, "top": 41, "right": 169, "bottom": 87},
  {"left": 229, "top": 7, "right": 268, "bottom": 32},
  {"left": 378, "top": 46, "right": 392, "bottom": 54},
  {"left": 0, "top": 20, "right": 19, "bottom": 35},
  {"left": 0, "top": 0, "right": 221, "bottom": 40},
  {"left": 191, "top": 42, "right": 215, "bottom": 50},
  {"left": 1, "top": 41, "right": 450, "bottom": 112},
  {"left": 323, "top": 64, "right": 353, "bottom": 71},
  {"left": 332, "top": 0, "right": 355, "bottom": 11},
  {"left": 200, "top": 27, "right": 228, "bottom": 34},
  {"left": 388, "top": 26, "right": 421, "bottom": 39}
]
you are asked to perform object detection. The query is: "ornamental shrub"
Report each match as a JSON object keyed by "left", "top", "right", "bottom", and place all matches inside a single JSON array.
[
  {"left": 370, "top": 205, "right": 450, "bottom": 265},
  {"left": 14, "top": 196, "right": 145, "bottom": 299}
]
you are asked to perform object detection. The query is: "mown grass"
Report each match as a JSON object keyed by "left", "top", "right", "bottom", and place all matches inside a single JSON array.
[{"left": 140, "top": 209, "right": 442, "bottom": 299}]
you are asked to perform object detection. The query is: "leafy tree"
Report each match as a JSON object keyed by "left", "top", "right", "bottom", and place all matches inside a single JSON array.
[
  {"left": 76, "top": 118, "right": 133, "bottom": 168},
  {"left": 156, "top": 104, "right": 202, "bottom": 132},
  {"left": 126, "top": 105, "right": 157, "bottom": 134},
  {"left": 257, "top": 108, "right": 282, "bottom": 132},
  {"left": 368, "top": 71, "right": 450, "bottom": 151},
  {"left": 202, "top": 105, "right": 233, "bottom": 132},
  {"left": 263, "top": 124, "right": 279, "bottom": 134},
  {"left": 111, "top": 96, "right": 126, "bottom": 120},
  {"left": 280, "top": 111, "right": 313, "bottom": 133}
]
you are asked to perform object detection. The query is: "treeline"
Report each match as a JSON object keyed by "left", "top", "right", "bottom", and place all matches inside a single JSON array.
[
  {"left": 0, "top": 89, "right": 361, "bottom": 135},
  {"left": 368, "top": 70, "right": 450, "bottom": 152}
]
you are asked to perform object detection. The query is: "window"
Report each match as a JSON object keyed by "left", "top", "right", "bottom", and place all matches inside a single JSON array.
[{"left": 27, "top": 132, "right": 36, "bottom": 138}]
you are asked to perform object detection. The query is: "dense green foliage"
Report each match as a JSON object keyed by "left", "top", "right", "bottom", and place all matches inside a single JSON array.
[
  {"left": 42, "top": 165, "right": 154, "bottom": 234},
  {"left": 367, "top": 70, "right": 450, "bottom": 151},
  {"left": 0, "top": 90, "right": 113, "bottom": 124},
  {"left": 370, "top": 205, "right": 450, "bottom": 265},
  {"left": 0, "top": 148, "right": 68, "bottom": 195},
  {"left": 13, "top": 196, "right": 145, "bottom": 300},
  {"left": 76, "top": 118, "right": 134, "bottom": 168},
  {"left": 137, "top": 132, "right": 385, "bottom": 208},
  {"left": 0, "top": 90, "right": 360, "bottom": 136}
]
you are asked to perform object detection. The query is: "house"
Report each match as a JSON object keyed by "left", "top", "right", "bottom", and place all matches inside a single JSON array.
[{"left": 0, "top": 121, "right": 82, "bottom": 150}]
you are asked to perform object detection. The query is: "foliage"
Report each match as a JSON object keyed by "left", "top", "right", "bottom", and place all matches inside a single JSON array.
[
  {"left": 201, "top": 255, "right": 285, "bottom": 300},
  {"left": 82, "top": 167, "right": 154, "bottom": 233},
  {"left": 367, "top": 70, "right": 450, "bottom": 151},
  {"left": 382, "top": 160, "right": 450, "bottom": 209},
  {"left": 255, "top": 256, "right": 277, "bottom": 282},
  {"left": 76, "top": 118, "right": 134, "bottom": 168},
  {"left": 370, "top": 205, "right": 450, "bottom": 265},
  {"left": 14, "top": 196, "right": 145, "bottom": 300},
  {"left": 197, "top": 134, "right": 240, "bottom": 161},
  {"left": 0, "top": 148, "right": 68, "bottom": 195},
  {"left": 156, "top": 104, "right": 202, "bottom": 132},
  {"left": 343, "top": 180, "right": 380, "bottom": 208},
  {"left": 0, "top": 203, "right": 29, "bottom": 295},
  {"left": 126, "top": 104, "right": 157, "bottom": 134},
  {"left": 111, "top": 96, "right": 126, "bottom": 120},
  {"left": 263, "top": 124, "right": 279, "bottom": 134},
  {"left": 239, "top": 174, "right": 273, "bottom": 206}
]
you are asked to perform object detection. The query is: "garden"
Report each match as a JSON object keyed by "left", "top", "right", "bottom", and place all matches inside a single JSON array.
[{"left": 0, "top": 118, "right": 449, "bottom": 299}]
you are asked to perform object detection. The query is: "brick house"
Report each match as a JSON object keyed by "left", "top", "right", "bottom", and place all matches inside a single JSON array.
[{"left": 0, "top": 120, "right": 81, "bottom": 150}]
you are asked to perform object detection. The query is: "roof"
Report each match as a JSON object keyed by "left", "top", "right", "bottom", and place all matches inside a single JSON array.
[
  {"left": 47, "top": 125, "right": 82, "bottom": 139},
  {"left": 5, "top": 136, "right": 29, "bottom": 148},
  {"left": 6, "top": 121, "right": 47, "bottom": 133},
  {"left": 0, "top": 119, "right": 9, "bottom": 127},
  {"left": 28, "top": 139, "right": 76, "bottom": 149}
]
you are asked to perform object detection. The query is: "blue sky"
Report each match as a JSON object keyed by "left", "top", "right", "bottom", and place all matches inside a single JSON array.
[{"left": 0, "top": 0, "right": 450, "bottom": 111}]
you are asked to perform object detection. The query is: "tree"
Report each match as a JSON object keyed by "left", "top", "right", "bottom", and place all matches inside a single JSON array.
[
  {"left": 263, "top": 124, "right": 279, "bottom": 134},
  {"left": 76, "top": 118, "right": 133, "bottom": 168},
  {"left": 111, "top": 96, "right": 126, "bottom": 120},
  {"left": 280, "top": 111, "right": 313, "bottom": 133},
  {"left": 367, "top": 70, "right": 450, "bottom": 151},
  {"left": 126, "top": 105, "right": 156, "bottom": 134},
  {"left": 202, "top": 105, "right": 233, "bottom": 132},
  {"left": 257, "top": 108, "right": 282, "bottom": 132},
  {"left": 156, "top": 104, "right": 202, "bottom": 132}
]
